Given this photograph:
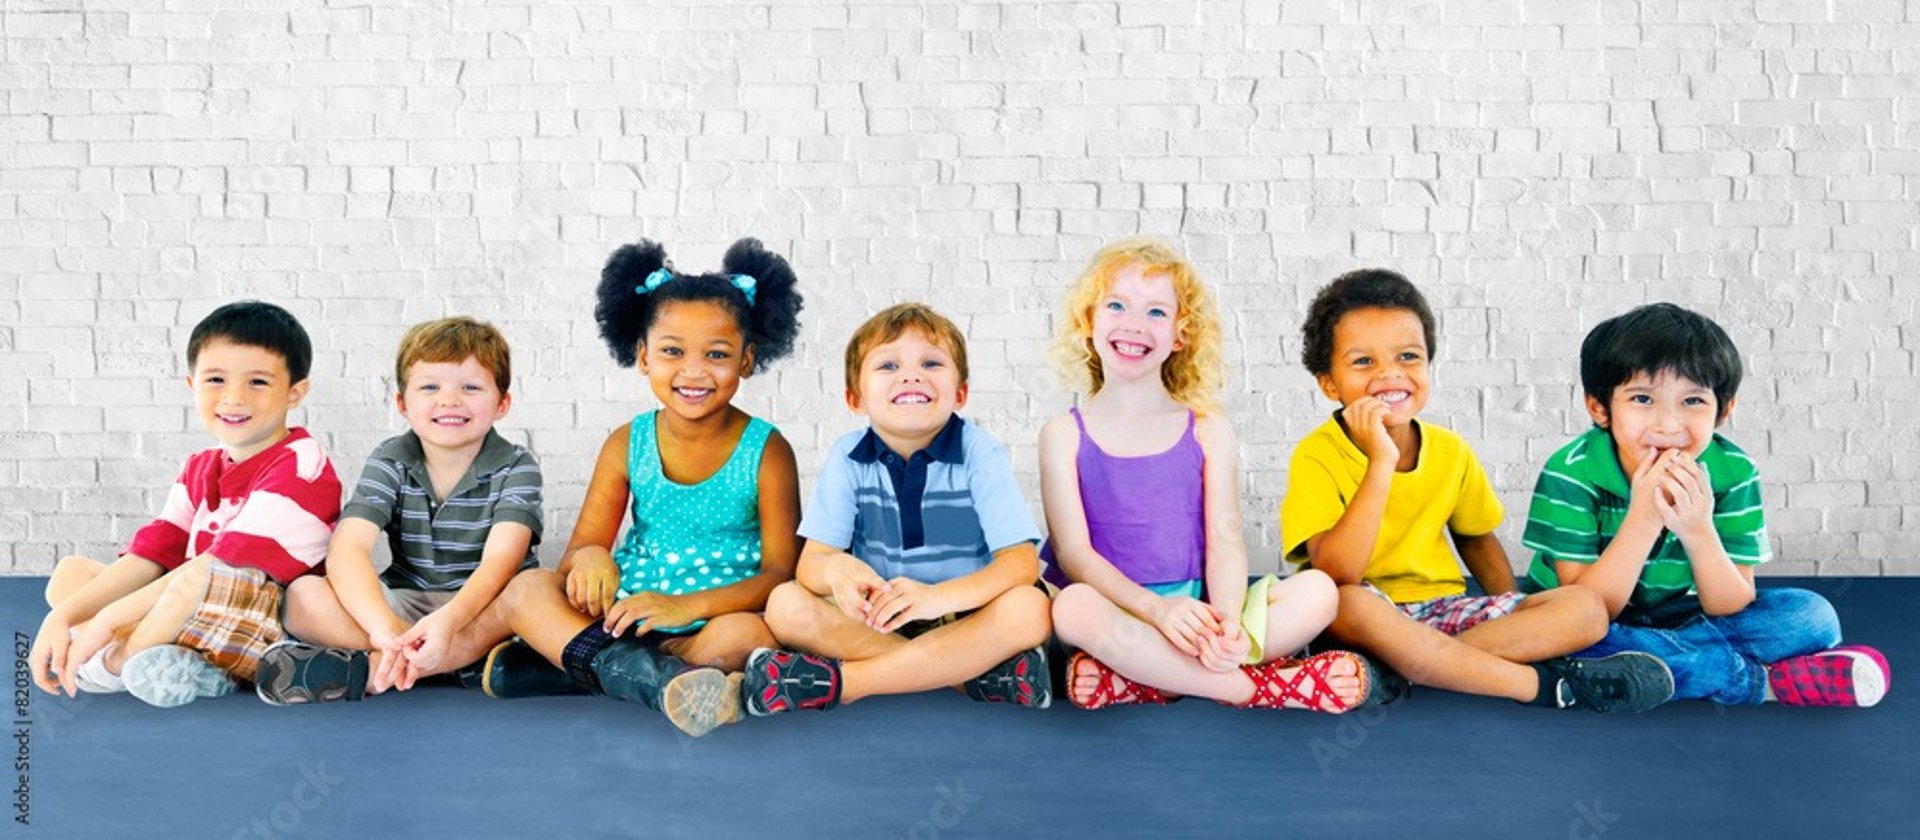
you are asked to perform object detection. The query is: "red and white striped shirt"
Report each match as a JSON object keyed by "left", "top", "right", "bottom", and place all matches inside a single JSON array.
[{"left": 125, "top": 427, "right": 342, "bottom": 585}]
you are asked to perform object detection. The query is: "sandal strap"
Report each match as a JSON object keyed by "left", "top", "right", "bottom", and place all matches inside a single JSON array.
[
  {"left": 1068, "top": 651, "right": 1172, "bottom": 710},
  {"left": 1238, "top": 651, "right": 1366, "bottom": 713}
]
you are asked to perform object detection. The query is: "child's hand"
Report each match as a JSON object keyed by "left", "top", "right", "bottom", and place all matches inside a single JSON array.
[
  {"left": 827, "top": 554, "right": 889, "bottom": 624},
  {"left": 366, "top": 618, "right": 416, "bottom": 694},
  {"left": 393, "top": 609, "right": 460, "bottom": 686},
  {"left": 1198, "top": 621, "right": 1251, "bottom": 673},
  {"left": 866, "top": 578, "right": 949, "bottom": 634},
  {"left": 1343, "top": 397, "right": 1400, "bottom": 466},
  {"left": 604, "top": 592, "right": 701, "bottom": 638},
  {"left": 58, "top": 619, "right": 119, "bottom": 698},
  {"left": 1625, "top": 448, "right": 1677, "bottom": 529},
  {"left": 1655, "top": 454, "right": 1714, "bottom": 539},
  {"left": 565, "top": 551, "right": 622, "bottom": 617},
  {"left": 28, "top": 613, "right": 73, "bottom": 695},
  {"left": 1151, "top": 596, "right": 1224, "bottom": 658}
]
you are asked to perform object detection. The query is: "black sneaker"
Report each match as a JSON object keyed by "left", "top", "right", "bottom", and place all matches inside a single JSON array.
[
  {"left": 1548, "top": 652, "right": 1675, "bottom": 713},
  {"left": 742, "top": 648, "right": 842, "bottom": 716},
  {"left": 963, "top": 645, "right": 1052, "bottom": 709},
  {"left": 481, "top": 639, "right": 586, "bottom": 699},
  {"left": 1358, "top": 654, "right": 1412, "bottom": 709},
  {"left": 255, "top": 641, "right": 368, "bottom": 706}
]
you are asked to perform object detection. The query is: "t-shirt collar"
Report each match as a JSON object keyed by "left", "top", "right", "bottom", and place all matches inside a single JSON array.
[
  {"left": 849, "top": 415, "right": 967, "bottom": 465},
  {"left": 379, "top": 427, "right": 518, "bottom": 493}
]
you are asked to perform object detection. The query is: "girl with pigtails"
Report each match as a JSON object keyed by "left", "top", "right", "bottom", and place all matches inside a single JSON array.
[{"left": 478, "top": 237, "right": 805, "bottom": 738}]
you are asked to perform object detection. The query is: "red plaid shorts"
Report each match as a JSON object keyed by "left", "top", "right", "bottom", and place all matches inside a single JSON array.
[
  {"left": 1361, "top": 581, "right": 1526, "bottom": 636},
  {"left": 173, "top": 562, "right": 286, "bottom": 682}
]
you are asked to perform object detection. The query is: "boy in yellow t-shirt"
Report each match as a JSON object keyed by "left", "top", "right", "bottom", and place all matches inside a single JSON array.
[{"left": 1282, "top": 269, "right": 1672, "bottom": 713}]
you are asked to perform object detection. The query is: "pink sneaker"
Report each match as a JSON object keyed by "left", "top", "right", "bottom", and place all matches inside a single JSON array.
[{"left": 1767, "top": 645, "right": 1890, "bottom": 708}]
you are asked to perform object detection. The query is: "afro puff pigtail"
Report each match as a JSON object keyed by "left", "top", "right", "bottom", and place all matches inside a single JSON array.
[
  {"left": 595, "top": 240, "right": 670, "bottom": 367},
  {"left": 721, "top": 237, "right": 804, "bottom": 374}
]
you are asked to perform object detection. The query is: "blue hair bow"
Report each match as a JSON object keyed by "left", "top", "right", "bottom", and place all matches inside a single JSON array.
[{"left": 637, "top": 268, "right": 757, "bottom": 306}]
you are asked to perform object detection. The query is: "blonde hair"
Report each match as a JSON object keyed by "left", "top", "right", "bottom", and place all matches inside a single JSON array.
[
  {"left": 844, "top": 303, "right": 970, "bottom": 393},
  {"left": 1049, "top": 237, "right": 1224, "bottom": 412},
  {"left": 395, "top": 316, "right": 512, "bottom": 391}
]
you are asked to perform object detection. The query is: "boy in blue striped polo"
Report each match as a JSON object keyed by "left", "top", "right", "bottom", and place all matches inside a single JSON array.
[
  {"left": 1523, "top": 303, "right": 1889, "bottom": 707},
  {"left": 748, "top": 303, "right": 1054, "bottom": 714},
  {"left": 256, "top": 316, "right": 543, "bottom": 703}
]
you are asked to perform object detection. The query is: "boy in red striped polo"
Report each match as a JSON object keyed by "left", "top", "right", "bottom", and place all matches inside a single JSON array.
[{"left": 27, "top": 301, "right": 342, "bottom": 707}]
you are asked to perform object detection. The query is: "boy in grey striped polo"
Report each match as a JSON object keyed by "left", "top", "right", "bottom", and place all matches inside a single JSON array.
[{"left": 256, "top": 317, "right": 543, "bottom": 704}]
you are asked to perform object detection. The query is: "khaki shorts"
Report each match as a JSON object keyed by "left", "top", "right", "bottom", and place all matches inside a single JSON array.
[
  {"left": 174, "top": 562, "right": 285, "bottom": 682},
  {"left": 384, "top": 586, "right": 458, "bottom": 624}
]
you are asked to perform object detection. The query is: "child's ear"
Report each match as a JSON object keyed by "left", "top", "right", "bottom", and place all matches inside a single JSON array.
[
  {"left": 494, "top": 390, "right": 512, "bottom": 420},
  {"left": 844, "top": 388, "right": 864, "bottom": 414},
  {"left": 1584, "top": 394, "right": 1610, "bottom": 429},
  {"left": 1314, "top": 373, "right": 1340, "bottom": 403},
  {"left": 953, "top": 382, "right": 969, "bottom": 411},
  {"left": 739, "top": 345, "right": 756, "bottom": 379},
  {"left": 1717, "top": 396, "right": 1737, "bottom": 426},
  {"left": 287, "top": 379, "right": 310, "bottom": 410},
  {"left": 394, "top": 390, "right": 408, "bottom": 415}
]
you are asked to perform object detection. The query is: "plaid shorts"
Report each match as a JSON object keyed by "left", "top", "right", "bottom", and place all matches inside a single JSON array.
[
  {"left": 1361, "top": 581, "right": 1525, "bottom": 637},
  {"left": 173, "top": 562, "right": 286, "bottom": 682}
]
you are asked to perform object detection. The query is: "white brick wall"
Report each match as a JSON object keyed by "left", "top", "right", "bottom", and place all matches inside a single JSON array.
[{"left": 4, "top": 0, "right": 1916, "bottom": 576}]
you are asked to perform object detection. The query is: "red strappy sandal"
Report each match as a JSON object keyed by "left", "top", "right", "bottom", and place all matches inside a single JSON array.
[
  {"left": 1066, "top": 651, "right": 1175, "bottom": 710},
  {"left": 1235, "top": 650, "right": 1369, "bottom": 714}
]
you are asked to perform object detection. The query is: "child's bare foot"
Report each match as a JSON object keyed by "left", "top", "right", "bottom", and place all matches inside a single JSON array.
[
  {"left": 1066, "top": 651, "right": 1174, "bottom": 710},
  {"left": 1239, "top": 651, "right": 1368, "bottom": 713}
]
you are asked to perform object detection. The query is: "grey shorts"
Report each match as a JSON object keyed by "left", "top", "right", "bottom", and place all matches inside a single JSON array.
[{"left": 384, "top": 586, "right": 458, "bottom": 623}]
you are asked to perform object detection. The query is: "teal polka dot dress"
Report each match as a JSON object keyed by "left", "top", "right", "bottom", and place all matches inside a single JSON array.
[{"left": 613, "top": 410, "right": 773, "bottom": 632}]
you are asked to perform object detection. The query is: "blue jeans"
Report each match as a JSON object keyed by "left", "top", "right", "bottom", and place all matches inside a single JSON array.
[{"left": 1579, "top": 588, "right": 1841, "bottom": 705}]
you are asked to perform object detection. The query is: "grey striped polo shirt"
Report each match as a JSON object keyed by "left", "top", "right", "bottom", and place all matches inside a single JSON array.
[{"left": 341, "top": 428, "right": 543, "bottom": 592}]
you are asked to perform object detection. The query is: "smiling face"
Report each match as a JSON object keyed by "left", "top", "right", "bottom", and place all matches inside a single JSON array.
[
  {"left": 189, "top": 338, "right": 308, "bottom": 462},
  {"left": 1588, "top": 369, "right": 1730, "bottom": 477},
  {"left": 1091, "top": 263, "right": 1182, "bottom": 384},
  {"left": 849, "top": 326, "right": 967, "bottom": 454},
  {"left": 1315, "top": 306, "right": 1431, "bottom": 427},
  {"left": 398, "top": 355, "right": 510, "bottom": 455},
  {"left": 639, "top": 300, "right": 751, "bottom": 423}
]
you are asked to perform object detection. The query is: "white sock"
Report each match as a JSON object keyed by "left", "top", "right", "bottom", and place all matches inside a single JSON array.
[{"left": 73, "top": 643, "right": 128, "bottom": 693}]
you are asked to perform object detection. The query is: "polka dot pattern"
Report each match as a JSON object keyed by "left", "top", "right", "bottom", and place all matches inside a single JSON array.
[{"left": 612, "top": 412, "right": 771, "bottom": 612}]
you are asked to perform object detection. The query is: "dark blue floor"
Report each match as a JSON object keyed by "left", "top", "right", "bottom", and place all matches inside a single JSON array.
[{"left": 5, "top": 576, "right": 1915, "bottom": 838}]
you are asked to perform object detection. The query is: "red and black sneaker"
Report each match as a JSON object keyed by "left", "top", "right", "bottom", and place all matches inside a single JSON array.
[
  {"left": 963, "top": 645, "right": 1052, "bottom": 709},
  {"left": 743, "top": 648, "right": 843, "bottom": 716},
  {"left": 1768, "top": 646, "right": 1890, "bottom": 708}
]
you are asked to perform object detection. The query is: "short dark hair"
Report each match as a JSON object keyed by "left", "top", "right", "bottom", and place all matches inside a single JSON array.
[
  {"left": 1300, "top": 268, "right": 1436, "bottom": 376},
  {"left": 187, "top": 300, "right": 313, "bottom": 383},
  {"left": 1581, "top": 303, "right": 1742, "bottom": 420}
]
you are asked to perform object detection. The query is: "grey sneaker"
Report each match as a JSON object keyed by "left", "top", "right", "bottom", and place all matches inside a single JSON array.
[
  {"left": 962, "top": 645, "right": 1052, "bottom": 709},
  {"left": 121, "top": 645, "right": 236, "bottom": 708},
  {"left": 1550, "top": 652, "right": 1675, "bottom": 713}
]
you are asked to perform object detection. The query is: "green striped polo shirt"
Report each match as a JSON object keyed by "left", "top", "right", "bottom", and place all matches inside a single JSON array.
[{"left": 1522, "top": 427, "right": 1770, "bottom": 609}]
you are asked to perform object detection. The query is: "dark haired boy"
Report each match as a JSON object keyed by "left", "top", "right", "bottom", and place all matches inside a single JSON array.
[
  {"left": 1282, "top": 269, "right": 1674, "bottom": 713},
  {"left": 1523, "top": 303, "right": 1889, "bottom": 707},
  {"left": 28, "top": 301, "right": 342, "bottom": 707}
]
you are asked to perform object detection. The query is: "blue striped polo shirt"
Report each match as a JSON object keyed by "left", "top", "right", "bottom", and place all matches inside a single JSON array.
[
  {"left": 341, "top": 428, "right": 544, "bottom": 592},
  {"left": 799, "top": 416, "right": 1040, "bottom": 585}
]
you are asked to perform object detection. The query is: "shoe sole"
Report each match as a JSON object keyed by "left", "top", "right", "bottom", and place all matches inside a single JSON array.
[
  {"left": 255, "top": 642, "right": 366, "bottom": 706},
  {"left": 661, "top": 667, "right": 739, "bottom": 738},
  {"left": 123, "top": 645, "right": 236, "bottom": 709},
  {"left": 1779, "top": 647, "right": 1890, "bottom": 708},
  {"left": 480, "top": 639, "right": 517, "bottom": 700}
]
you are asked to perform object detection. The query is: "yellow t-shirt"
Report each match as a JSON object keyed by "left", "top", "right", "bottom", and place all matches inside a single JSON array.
[{"left": 1280, "top": 416, "right": 1503, "bottom": 604}]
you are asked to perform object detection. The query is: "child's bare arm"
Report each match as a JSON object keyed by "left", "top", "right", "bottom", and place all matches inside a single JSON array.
[
  {"left": 45, "top": 554, "right": 166, "bottom": 626},
  {"left": 441, "top": 521, "right": 534, "bottom": 626},
  {"left": 932, "top": 542, "right": 1039, "bottom": 614},
  {"left": 325, "top": 518, "right": 409, "bottom": 639},
  {"left": 1454, "top": 531, "right": 1517, "bottom": 595},
  {"left": 1557, "top": 449, "right": 1670, "bottom": 616},
  {"left": 1038, "top": 415, "right": 1163, "bottom": 619},
  {"left": 1659, "top": 457, "right": 1755, "bottom": 615},
  {"left": 1303, "top": 463, "right": 1392, "bottom": 586},
  {"left": 558, "top": 425, "right": 632, "bottom": 614},
  {"left": 1196, "top": 415, "right": 1250, "bottom": 620}
]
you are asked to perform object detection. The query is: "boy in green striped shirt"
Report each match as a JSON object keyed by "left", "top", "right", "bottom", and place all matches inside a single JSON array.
[{"left": 1522, "top": 303, "right": 1888, "bottom": 707}]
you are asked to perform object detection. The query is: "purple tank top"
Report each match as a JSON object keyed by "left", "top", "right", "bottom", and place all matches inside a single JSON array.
[{"left": 1041, "top": 407, "right": 1207, "bottom": 588}]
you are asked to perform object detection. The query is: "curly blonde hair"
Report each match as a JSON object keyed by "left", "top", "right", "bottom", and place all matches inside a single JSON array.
[{"left": 1049, "top": 237, "right": 1224, "bottom": 413}]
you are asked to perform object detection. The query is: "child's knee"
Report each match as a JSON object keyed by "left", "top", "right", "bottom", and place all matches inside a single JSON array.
[
  {"left": 1049, "top": 583, "right": 1101, "bottom": 633},
  {"left": 500, "top": 568, "right": 560, "bottom": 611},
  {"left": 704, "top": 613, "right": 776, "bottom": 653},
  {"left": 763, "top": 581, "right": 822, "bottom": 639},
  {"left": 984, "top": 585, "right": 1051, "bottom": 648},
  {"left": 281, "top": 576, "right": 333, "bottom": 637},
  {"left": 1330, "top": 584, "right": 1395, "bottom": 637},
  {"left": 1274, "top": 570, "right": 1340, "bottom": 622},
  {"left": 1755, "top": 588, "right": 1841, "bottom": 648}
]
